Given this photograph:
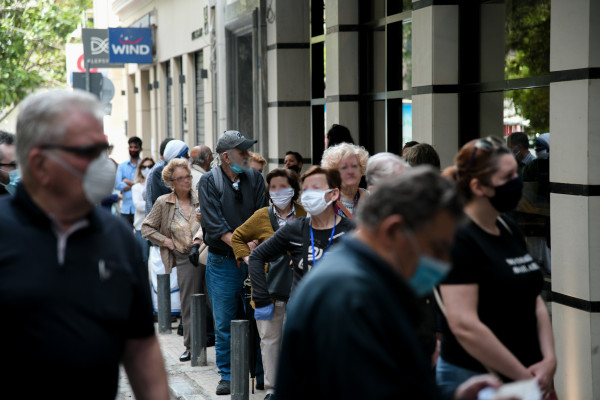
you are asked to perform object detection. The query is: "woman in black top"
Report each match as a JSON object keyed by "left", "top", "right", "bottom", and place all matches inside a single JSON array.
[{"left": 436, "top": 137, "right": 556, "bottom": 399}]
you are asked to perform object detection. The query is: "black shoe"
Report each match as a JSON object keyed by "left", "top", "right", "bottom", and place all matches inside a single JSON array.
[
  {"left": 256, "top": 382, "right": 264, "bottom": 390},
  {"left": 177, "top": 322, "right": 183, "bottom": 336},
  {"left": 216, "top": 380, "right": 231, "bottom": 395},
  {"left": 264, "top": 394, "right": 275, "bottom": 400},
  {"left": 179, "top": 350, "right": 190, "bottom": 362},
  {"left": 206, "top": 336, "right": 215, "bottom": 347}
]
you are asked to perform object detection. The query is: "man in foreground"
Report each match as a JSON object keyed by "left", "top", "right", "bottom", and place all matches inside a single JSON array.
[
  {"left": 0, "top": 89, "right": 168, "bottom": 399},
  {"left": 275, "top": 167, "right": 501, "bottom": 399}
]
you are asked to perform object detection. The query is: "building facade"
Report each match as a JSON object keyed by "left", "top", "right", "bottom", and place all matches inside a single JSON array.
[{"left": 102, "top": 0, "right": 599, "bottom": 397}]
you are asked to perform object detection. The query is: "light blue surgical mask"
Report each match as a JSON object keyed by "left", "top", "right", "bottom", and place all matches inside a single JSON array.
[
  {"left": 405, "top": 231, "right": 451, "bottom": 297},
  {"left": 231, "top": 163, "right": 246, "bottom": 174},
  {"left": 0, "top": 169, "right": 20, "bottom": 195}
]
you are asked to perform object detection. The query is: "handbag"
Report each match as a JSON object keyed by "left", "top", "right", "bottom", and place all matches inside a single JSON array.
[{"left": 265, "top": 206, "right": 294, "bottom": 301}]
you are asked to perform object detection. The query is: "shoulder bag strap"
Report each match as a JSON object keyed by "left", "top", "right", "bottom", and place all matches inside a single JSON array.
[
  {"left": 335, "top": 200, "right": 354, "bottom": 219},
  {"left": 268, "top": 205, "right": 279, "bottom": 232},
  {"left": 497, "top": 215, "right": 512, "bottom": 235},
  {"left": 302, "top": 217, "right": 311, "bottom": 270}
]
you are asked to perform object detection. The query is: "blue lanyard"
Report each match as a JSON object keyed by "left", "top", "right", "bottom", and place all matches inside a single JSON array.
[{"left": 310, "top": 215, "right": 336, "bottom": 268}]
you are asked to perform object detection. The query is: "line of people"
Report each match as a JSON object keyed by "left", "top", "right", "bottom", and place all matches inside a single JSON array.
[{"left": 0, "top": 88, "right": 557, "bottom": 400}]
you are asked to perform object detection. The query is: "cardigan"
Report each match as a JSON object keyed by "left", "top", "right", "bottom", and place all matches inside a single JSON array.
[
  {"left": 141, "top": 190, "right": 200, "bottom": 273},
  {"left": 231, "top": 203, "right": 306, "bottom": 262}
]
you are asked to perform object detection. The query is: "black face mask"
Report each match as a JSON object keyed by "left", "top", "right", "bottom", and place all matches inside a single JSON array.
[
  {"left": 287, "top": 165, "right": 300, "bottom": 174},
  {"left": 130, "top": 150, "right": 140, "bottom": 159},
  {"left": 487, "top": 176, "right": 523, "bottom": 212}
]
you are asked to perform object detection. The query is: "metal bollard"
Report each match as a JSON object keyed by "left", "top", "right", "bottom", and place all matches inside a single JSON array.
[
  {"left": 190, "top": 294, "right": 207, "bottom": 366},
  {"left": 157, "top": 274, "right": 172, "bottom": 334},
  {"left": 231, "top": 320, "right": 249, "bottom": 400}
]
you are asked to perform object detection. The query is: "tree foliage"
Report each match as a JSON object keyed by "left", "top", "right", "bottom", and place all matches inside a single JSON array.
[
  {"left": 0, "top": 0, "right": 91, "bottom": 110},
  {"left": 505, "top": 0, "right": 551, "bottom": 135}
]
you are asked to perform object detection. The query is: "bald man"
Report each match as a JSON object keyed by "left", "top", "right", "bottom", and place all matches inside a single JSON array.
[{"left": 190, "top": 145, "right": 213, "bottom": 191}]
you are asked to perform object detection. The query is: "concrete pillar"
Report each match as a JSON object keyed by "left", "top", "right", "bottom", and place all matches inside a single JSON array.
[
  {"left": 266, "top": 0, "right": 310, "bottom": 170},
  {"left": 479, "top": 3, "right": 504, "bottom": 138},
  {"left": 411, "top": 3, "right": 459, "bottom": 168},
  {"left": 135, "top": 69, "right": 151, "bottom": 149},
  {"left": 126, "top": 72, "right": 137, "bottom": 138},
  {"left": 149, "top": 66, "right": 161, "bottom": 160},
  {"left": 549, "top": 1, "right": 600, "bottom": 398},
  {"left": 324, "top": 0, "right": 360, "bottom": 145}
]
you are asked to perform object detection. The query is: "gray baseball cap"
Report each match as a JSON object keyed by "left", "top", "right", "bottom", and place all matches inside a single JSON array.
[{"left": 216, "top": 130, "right": 257, "bottom": 153}]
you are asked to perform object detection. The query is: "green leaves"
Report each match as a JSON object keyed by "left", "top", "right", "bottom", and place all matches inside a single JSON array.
[{"left": 0, "top": 0, "right": 92, "bottom": 110}]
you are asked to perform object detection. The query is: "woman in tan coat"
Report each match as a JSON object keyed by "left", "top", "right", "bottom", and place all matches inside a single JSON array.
[{"left": 142, "top": 158, "right": 202, "bottom": 362}]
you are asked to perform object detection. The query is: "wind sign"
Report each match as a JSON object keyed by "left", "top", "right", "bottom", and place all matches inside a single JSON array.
[{"left": 108, "top": 28, "right": 153, "bottom": 64}]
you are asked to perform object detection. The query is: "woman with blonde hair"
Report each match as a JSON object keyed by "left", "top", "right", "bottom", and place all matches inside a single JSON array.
[
  {"left": 320, "top": 142, "right": 369, "bottom": 218},
  {"left": 142, "top": 158, "right": 203, "bottom": 363}
]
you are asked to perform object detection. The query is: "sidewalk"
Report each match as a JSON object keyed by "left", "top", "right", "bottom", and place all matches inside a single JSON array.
[{"left": 117, "top": 322, "right": 267, "bottom": 400}]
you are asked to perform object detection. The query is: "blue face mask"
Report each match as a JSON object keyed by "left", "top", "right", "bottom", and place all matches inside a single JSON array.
[
  {"left": 231, "top": 163, "right": 245, "bottom": 174},
  {"left": 0, "top": 169, "right": 20, "bottom": 195},
  {"left": 405, "top": 231, "right": 451, "bottom": 297}
]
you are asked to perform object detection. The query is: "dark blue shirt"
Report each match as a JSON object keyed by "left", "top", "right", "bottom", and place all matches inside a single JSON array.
[
  {"left": 0, "top": 183, "right": 154, "bottom": 398},
  {"left": 276, "top": 236, "right": 440, "bottom": 400}
]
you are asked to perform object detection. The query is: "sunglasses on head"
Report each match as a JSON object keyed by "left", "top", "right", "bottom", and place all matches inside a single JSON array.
[
  {"left": 464, "top": 139, "right": 494, "bottom": 173},
  {"left": 40, "top": 142, "right": 110, "bottom": 159}
]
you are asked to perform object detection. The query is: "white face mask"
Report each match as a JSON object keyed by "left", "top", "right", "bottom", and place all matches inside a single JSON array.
[
  {"left": 301, "top": 189, "right": 333, "bottom": 215},
  {"left": 45, "top": 152, "right": 117, "bottom": 206},
  {"left": 270, "top": 187, "right": 294, "bottom": 210},
  {"left": 141, "top": 167, "right": 151, "bottom": 178}
]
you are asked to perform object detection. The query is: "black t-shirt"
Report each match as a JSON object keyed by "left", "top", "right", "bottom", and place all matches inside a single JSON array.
[{"left": 440, "top": 216, "right": 544, "bottom": 374}]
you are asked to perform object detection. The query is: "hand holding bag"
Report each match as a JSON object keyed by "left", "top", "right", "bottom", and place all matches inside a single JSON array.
[{"left": 265, "top": 206, "right": 294, "bottom": 301}]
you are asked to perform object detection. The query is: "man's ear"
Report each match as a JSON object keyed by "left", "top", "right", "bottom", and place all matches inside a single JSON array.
[
  {"left": 28, "top": 148, "right": 50, "bottom": 185},
  {"left": 378, "top": 214, "right": 405, "bottom": 244}
]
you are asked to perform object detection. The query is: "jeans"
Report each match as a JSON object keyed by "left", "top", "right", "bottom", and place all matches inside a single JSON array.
[
  {"left": 205, "top": 252, "right": 249, "bottom": 380},
  {"left": 435, "top": 356, "right": 481, "bottom": 400}
]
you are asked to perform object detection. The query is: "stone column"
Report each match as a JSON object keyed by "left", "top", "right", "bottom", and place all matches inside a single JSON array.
[
  {"left": 411, "top": 2, "right": 459, "bottom": 168},
  {"left": 324, "top": 0, "right": 360, "bottom": 145},
  {"left": 266, "top": 0, "right": 310, "bottom": 169},
  {"left": 549, "top": 0, "right": 600, "bottom": 398}
]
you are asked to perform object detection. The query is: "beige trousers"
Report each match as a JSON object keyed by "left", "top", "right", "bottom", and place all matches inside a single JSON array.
[{"left": 255, "top": 301, "right": 286, "bottom": 394}]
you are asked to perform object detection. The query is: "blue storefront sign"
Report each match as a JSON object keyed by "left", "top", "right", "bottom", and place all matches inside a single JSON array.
[{"left": 108, "top": 28, "right": 152, "bottom": 64}]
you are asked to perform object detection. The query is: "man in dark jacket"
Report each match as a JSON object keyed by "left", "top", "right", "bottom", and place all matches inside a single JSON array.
[{"left": 199, "top": 130, "right": 267, "bottom": 395}]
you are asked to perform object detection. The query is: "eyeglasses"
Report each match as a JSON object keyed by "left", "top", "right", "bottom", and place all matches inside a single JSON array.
[
  {"left": 172, "top": 174, "right": 192, "bottom": 183},
  {"left": 464, "top": 139, "right": 494, "bottom": 173},
  {"left": 40, "top": 142, "right": 110, "bottom": 159},
  {"left": 0, "top": 162, "right": 16, "bottom": 168}
]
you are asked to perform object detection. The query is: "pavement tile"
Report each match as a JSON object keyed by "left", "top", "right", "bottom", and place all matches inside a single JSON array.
[{"left": 117, "top": 323, "right": 267, "bottom": 400}]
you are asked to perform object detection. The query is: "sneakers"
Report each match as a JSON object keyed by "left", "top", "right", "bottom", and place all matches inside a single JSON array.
[{"left": 216, "top": 380, "right": 231, "bottom": 395}]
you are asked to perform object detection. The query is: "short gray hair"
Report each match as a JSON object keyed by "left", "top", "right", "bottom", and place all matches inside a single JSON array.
[
  {"left": 357, "top": 166, "right": 463, "bottom": 232},
  {"left": 16, "top": 89, "right": 104, "bottom": 177},
  {"left": 194, "top": 146, "right": 213, "bottom": 166},
  {"left": 365, "top": 152, "right": 409, "bottom": 188}
]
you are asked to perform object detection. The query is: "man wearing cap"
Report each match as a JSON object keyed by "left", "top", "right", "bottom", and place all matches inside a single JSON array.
[{"left": 198, "top": 130, "right": 267, "bottom": 395}]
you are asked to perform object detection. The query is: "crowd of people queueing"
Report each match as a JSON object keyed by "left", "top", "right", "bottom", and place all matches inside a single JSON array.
[{"left": 0, "top": 88, "right": 556, "bottom": 400}]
